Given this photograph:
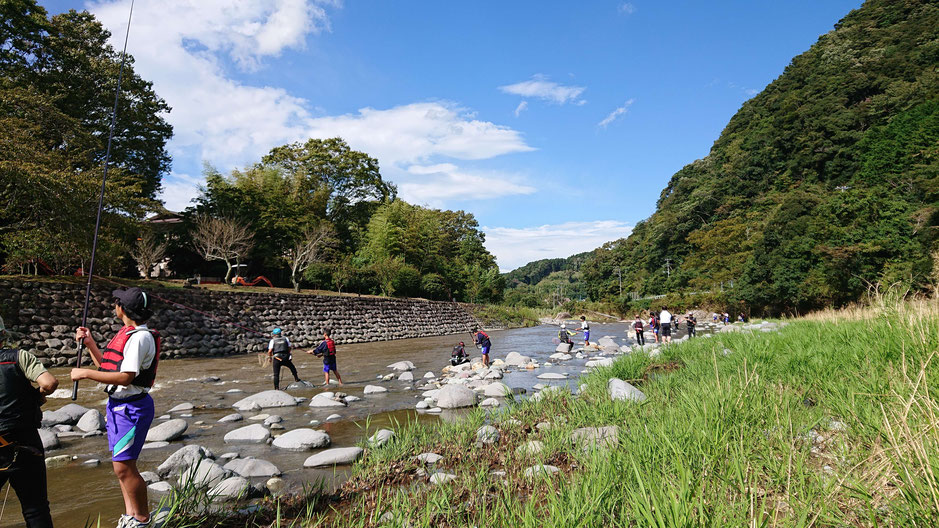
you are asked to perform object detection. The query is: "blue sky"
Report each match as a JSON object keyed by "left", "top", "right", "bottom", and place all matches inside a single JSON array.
[{"left": 48, "top": 0, "right": 862, "bottom": 270}]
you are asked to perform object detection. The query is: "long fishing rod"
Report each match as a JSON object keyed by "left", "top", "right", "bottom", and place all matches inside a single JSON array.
[{"left": 72, "top": 0, "right": 136, "bottom": 400}]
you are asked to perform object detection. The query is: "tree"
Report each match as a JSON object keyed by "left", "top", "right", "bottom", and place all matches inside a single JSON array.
[
  {"left": 130, "top": 231, "right": 167, "bottom": 279},
  {"left": 284, "top": 223, "right": 336, "bottom": 292},
  {"left": 191, "top": 216, "right": 254, "bottom": 285}
]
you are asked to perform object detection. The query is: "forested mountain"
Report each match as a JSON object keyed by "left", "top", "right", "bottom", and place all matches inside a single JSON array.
[
  {"left": 582, "top": 0, "right": 939, "bottom": 315},
  {"left": 502, "top": 253, "right": 590, "bottom": 308},
  {"left": 503, "top": 252, "right": 590, "bottom": 287}
]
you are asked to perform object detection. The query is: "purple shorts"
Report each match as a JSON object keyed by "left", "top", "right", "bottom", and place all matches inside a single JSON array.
[
  {"left": 106, "top": 394, "right": 155, "bottom": 461},
  {"left": 323, "top": 356, "right": 338, "bottom": 372}
]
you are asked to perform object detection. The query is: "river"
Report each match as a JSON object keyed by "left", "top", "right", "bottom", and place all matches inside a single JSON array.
[{"left": 5, "top": 321, "right": 700, "bottom": 528}]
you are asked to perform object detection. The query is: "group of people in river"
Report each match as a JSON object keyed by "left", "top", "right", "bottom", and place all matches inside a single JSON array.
[{"left": 633, "top": 308, "right": 697, "bottom": 346}]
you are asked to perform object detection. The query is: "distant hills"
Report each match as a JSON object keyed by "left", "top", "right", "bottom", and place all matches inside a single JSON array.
[{"left": 574, "top": 0, "right": 939, "bottom": 315}]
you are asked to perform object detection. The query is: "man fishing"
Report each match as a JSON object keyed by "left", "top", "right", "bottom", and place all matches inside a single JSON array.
[
  {"left": 0, "top": 315, "right": 58, "bottom": 528},
  {"left": 72, "top": 287, "right": 159, "bottom": 528},
  {"left": 267, "top": 328, "right": 302, "bottom": 390},
  {"left": 575, "top": 315, "right": 590, "bottom": 346}
]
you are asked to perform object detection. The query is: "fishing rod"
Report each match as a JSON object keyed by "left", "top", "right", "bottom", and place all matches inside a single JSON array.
[{"left": 72, "top": 0, "right": 136, "bottom": 400}]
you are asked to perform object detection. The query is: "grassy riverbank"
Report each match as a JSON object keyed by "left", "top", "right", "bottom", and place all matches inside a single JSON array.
[{"left": 159, "top": 295, "right": 939, "bottom": 527}]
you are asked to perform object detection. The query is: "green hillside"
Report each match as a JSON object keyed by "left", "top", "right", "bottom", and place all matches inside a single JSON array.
[
  {"left": 582, "top": 0, "right": 939, "bottom": 315},
  {"left": 502, "top": 252, "right": 590, "bottom": 308}
]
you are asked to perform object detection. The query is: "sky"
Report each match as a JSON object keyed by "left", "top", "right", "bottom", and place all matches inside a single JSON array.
[{"left": 46, "top": 0, "right": 863, "bottom": 271}]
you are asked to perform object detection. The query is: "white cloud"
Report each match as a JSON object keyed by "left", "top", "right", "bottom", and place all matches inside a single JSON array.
[
  {"left": 87, "top": 1, "right": 537, "bottom": 210},
  {"left": 399, "top": 164, "right": 535, "bottom": 205},
  {"left": 619, "top": 3, "right": 636, "bottom": 15},
  {"left": 598, "top": 99, "right": 635, "bottom": 128},
  {"left": 514, "top": 101, "right": 528, "bottom": 117},
  {"left": 499, "top": 74, "right": 586, "bottom": 105},
  {"left": 484, "top": 221, "right": 633, "bottom": 272}
]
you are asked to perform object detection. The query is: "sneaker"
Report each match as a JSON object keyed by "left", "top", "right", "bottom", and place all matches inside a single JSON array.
[
  {"left": 116, "top": 515, "right": 133, "bottom": 528},
  {"left": 123, "top": 516, "right": 152, "bottom": 528}
]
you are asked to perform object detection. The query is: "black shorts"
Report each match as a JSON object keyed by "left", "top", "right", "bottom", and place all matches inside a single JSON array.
[{"left": 661, "top": 323, "right": 671, "bottom": 337}]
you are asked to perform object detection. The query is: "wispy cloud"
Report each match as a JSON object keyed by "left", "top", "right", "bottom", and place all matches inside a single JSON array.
[
  {"left": 618, "top": 3, "right": 636, "bottom": 15},
  {"left": 400, "top": 164, "right": 535, "bottom": 205},
  {"left": 514, "top": 101, "right": 528, "bottom": 117},
  {"left": 499, "top": 74, "right": 586, "bottom": 105},
  {"left": 484, "top": 221, "right": 633, "bottom": 272},
  {"left": 598, "top": 99, "right": 635, "bottom": 128}
]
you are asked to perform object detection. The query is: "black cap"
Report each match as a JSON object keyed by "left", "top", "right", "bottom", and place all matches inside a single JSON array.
[{"left": 113, "top": 287, "right": 151, "bottom": 316}]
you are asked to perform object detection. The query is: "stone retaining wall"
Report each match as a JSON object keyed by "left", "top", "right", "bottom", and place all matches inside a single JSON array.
[{"left": 0, "top": 279, "right": 479, "bottom": 367}]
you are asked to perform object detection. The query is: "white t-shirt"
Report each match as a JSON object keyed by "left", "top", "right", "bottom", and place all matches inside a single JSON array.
[
  {"left": 108, "top": 325, "right": 156, "bottom": 399},
  {"left": 659, "top": 310, "right": 672, "bottom": 324},
  {"left": 579, "top": 320, "right": 589, "bottom": 330}
]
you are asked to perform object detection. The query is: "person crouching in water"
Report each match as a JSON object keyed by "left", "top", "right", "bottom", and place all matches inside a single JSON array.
[
  {"left": 268, "top": 328, "right": 302, "bottom": 390},
  {"left": 472, "top": 328, "right": 492, "bottom": 366},
  {"left": 0, "top": 315, "right": 58, "bottom": 528},
  {"left": 308, "top": 329, "right": 342, "bottom": 386},
  {"left": 558, "top": 324, "right": 576, "bottom": 352},
  {"left": 72, "top": 287, "right": 159, "bottom": 528},
  {"left": 450, "top": 342, "right": 469, "bottom": 366}
]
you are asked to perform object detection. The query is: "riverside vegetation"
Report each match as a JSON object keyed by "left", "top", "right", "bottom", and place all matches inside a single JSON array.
[{"left": 146, "top": 290, "right": 939, "bottom": 527}]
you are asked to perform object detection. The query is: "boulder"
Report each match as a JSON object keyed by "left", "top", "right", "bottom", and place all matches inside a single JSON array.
[
  {"left": 143, "top": 442, "right": 170, "bottom": 450},
  {"left": 475, "top": 425, "right": 499, "bottom": 446},
  {"left": 223, "top": 458, "right": 281, "bottom": 478},
  {"left": 168, "top": 403, "right": 194, "bottom": 413},
  {"left": 571, "top": 426, "right": 620, "bottom": 450},
  {"left": 148, "top": 481, "right": 173, "bottom": 496},
  {"left": 398, "top": 372, "right": 414, "bottom": 382},
  {"left": 140, "top": 471, "right": 160, "bottom": 484},
  {"left": 368, "top": 429, "right": 395, "bottom": 448},
  {"left": 537, "top": 373, "right": 568, "bottom": 380},
  {"left": 303, "top": 447, "right": 364, "bottom": 467},
  {"left": 423, "top": 372, "right": 436, "bottom": 379},
  {"left": 554, "top": 344, "right": 573, "bottom": 354},
  {"left": 387, "top": 361, "right": 415, "bottom": 372},
  {"left": 41, "top": 410, "right": 72, "bottom": 428},
  {"left": 263, "top": 415, "right": 282, "bottom": 426},
  {"left": 38, "top": 429, "right": 59, "bottom": 450},
  {"left": 146, "top": 419, "right": 188, "bottom": 442},
  {"left": 503, "top": 352, "right": 532, "bottom": 366},
  {"left": 177, "top": 459, "right": 228, "bottom": 488},
  {"left": 157, "top": 445, "right": 214, "bottom": 478},
  {"left": 223, "top": 424, "right": 271, "bottom": 444},
  {"left": 363, "top": 385, "right": 388, "bottom": 395},
  {"left": 608, "top": 378, "right": 646, "bottom": 402},
  {"left": 208, "top": 476, "right": 250, "bottom": 500},
  {"left": 285, "top": 381, "right": 315, "bottom": 390},
  {"left": 232, "top": 391, "right": 298, "bottom": 411},
  {"left": 436, "top": 384, "right": 477, "bottom": 409},
  {"left": 479, "top": 398, "right": 500, "bottom": 407},
  {"left": 550, "top": 352, "right": 573, "bottom": 360},
  {"left": 415, "top": 453, "right": 443, "bottom": 465},
  {"left": 217, "top": 413, "right": 243, "bottom": 424},
  {"left": 597, "top": 337, "right": 617, "bottom": 348},
  {"left": 479, "top": 382, "right": 511, "bottom": 397},
  {"left": 308, "top": 395, "right": 346, "bottom": 408},
  {"left": 271, "top": 429, "right": 331, "bottom": 450},
  {"left": 55, "top": 403, "right": 90, "bottom": 424},
  {"left": 585, "top": 358, "right": 614, "bottom": 368},
  {"left": 76, "top": 409, "right": 105, "bottom": 433},
  {"left": 416, "top": 401, "right": 430, "bottom": 410},
  {"left": 429, "top": 472, "right": 457, "bottom": 485}
]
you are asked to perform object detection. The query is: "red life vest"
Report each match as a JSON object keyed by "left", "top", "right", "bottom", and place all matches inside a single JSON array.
[
  {"left": 324, "top": 337, "right": 336, "bottom": 357},
  {"left": 99, "top": 326, "right": 160, "bottom": 391}
]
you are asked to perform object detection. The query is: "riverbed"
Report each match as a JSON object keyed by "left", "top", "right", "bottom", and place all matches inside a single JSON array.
[{"left": 11, "top": 321, "right": 701, "bottom": 528}]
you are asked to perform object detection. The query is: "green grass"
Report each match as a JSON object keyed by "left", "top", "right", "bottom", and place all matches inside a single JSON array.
[{"left": 158, "top": 296, "right": 939, "bottom": 527}]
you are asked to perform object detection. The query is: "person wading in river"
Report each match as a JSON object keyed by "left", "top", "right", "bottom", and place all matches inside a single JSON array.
[
  {"left": 633, "top": 315, "right": 645, "bottom": 346},
  {"left": 575, "top": 315, "right": 590, "bottom": 346},
  {"left": 557, "top": 324, "right": 576, "bottom": 353},
  {"left": 72, "top": 287, "right": 159, "bottom": 528},
  {"left": 268, "top": 328, "right": 302, "bottom": 390},
  {"left": 0, "top": 315, "right": 58, "bottom": 528},
  {"left": 308, "top": 329, "right": 342, "bottom": 386},
  {"left": 472, "top": 328, "right": 492, "bottom": 367}
]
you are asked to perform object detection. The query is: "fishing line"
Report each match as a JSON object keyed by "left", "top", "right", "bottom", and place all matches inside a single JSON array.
[{"left": 72, "top": 0, "right": 136, "bottom": 400}]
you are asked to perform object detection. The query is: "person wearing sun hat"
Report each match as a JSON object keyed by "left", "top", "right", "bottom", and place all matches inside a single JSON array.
[
  {"left": 0, "top": 314, "right": 58, "bottom": 528},
  {"left": 72, "top": 287, "right": 160, "bottom": 528}
]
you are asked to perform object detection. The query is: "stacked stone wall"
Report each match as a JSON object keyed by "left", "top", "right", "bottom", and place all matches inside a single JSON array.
[{"left": 0, "top": 279, "right": 479, "bottom": 367}]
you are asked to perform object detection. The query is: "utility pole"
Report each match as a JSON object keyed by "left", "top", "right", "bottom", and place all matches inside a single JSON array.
[
  {"left": 614, "top": 266, "right": 622, "bottom": 296},
  {"left": 664, "top": 258, "right": 672, "bottom": 279}
]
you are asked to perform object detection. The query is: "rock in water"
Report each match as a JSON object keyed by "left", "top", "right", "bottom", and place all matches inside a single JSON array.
[
  {"left": 363, "top": 385, "right": 388, "bottom": 395},
  {"left": 303, "top": 447, "right": 364, "bottom": 467},
  {"left": 537, "top": 373, "right": 568, "bottom": 380},
  {"left": 146, "top": 419, "right": 188, "bottom": 442},
  {"left": 157, "top": 445, "right": 214, "bottom": 478},
  {"left": 223, "top": 424, "right": 271, "bottom": 444},
  {"left": 271, "top": 429, "right": 331, "bottom": 450},
  {"left": 177, "top": 459, "right": 228, "bottom": 488},
  {"left": 480, "top": 382, "right": 511, "bottom": 397},
  {"left": 554, "top": 344, "right": 573, "bottom": 354},
  {"left": 503, "top": 352, "right": 532, "bottom": 366},
  {"left": 368, "top": 429, "right": 395, "bottom": 448},
  {"left": 608, "top": 378, "right": 646, "bottom": 402},
  {"left": 76, "top": 409, "right": 105, "bottom": 433},
  {"left": 285, "top": 380, "right": 315, "bottom": 390},
  {"left": 398, "top": 372, "right": 414, "bottom": 382},
  {"left": 585, "top": 358, "right": 614, "bottom": 368},
  {"left": 56, "top": 403, "right": 91, "bottom": 424},
  {"left": 168, "top": 403, "right": 194, "bottom": 413},
  {"left": 308, "top": 394, "right": 346, "bottom": 408},
  {"left": 479, "top": 398, "right": 500, "bottom": 407},
  {"left": 217, "top": 413, "right": 243, "bottom": 423},
  {"left": 38, "top": 429, "right": 59, "bottom": 450},
  {"left": 387, "top": 361, "right": 415, "bottom": 371},
  {"left": 232, "top": 390, "right": 298, "bottom": 411},
  {"left": 208, "top": 476, "right": 250, "bottom": 501},
  {"left": 223, "top": 458, "right": 281, "bottom": 478},
  {"left": 436, "top": 384, "right": 477, "bottom": 408}
]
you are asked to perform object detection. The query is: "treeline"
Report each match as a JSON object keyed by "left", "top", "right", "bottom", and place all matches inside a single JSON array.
[
  {"left": 501, "top": 253, "right": 590, "bottom": 308},
  {"left": 580, "top": 0, "right": 939, "bottom": 315},
  {"left": 0, "top": 1, "right": 503, "bottom": 303}
]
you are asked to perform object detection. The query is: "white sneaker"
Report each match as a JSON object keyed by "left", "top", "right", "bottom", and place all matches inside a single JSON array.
[
  {"left": 123, "top": 516, "right": 152, "bottom": 528},
  {"left": 116, "top": 514, "right": 133, "bottom": 528}
]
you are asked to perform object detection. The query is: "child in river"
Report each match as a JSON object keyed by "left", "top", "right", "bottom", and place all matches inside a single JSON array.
[
  {"left": 308, "top": 329, "right": 342, "bottom": 386},
  {"left": 450, "top": 341, "right": 469, "bottom": 366}
]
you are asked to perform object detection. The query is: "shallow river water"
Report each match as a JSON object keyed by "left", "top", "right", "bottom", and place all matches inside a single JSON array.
[{"left": 7, "top": 322, "right": 698, "bottom": 528}]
